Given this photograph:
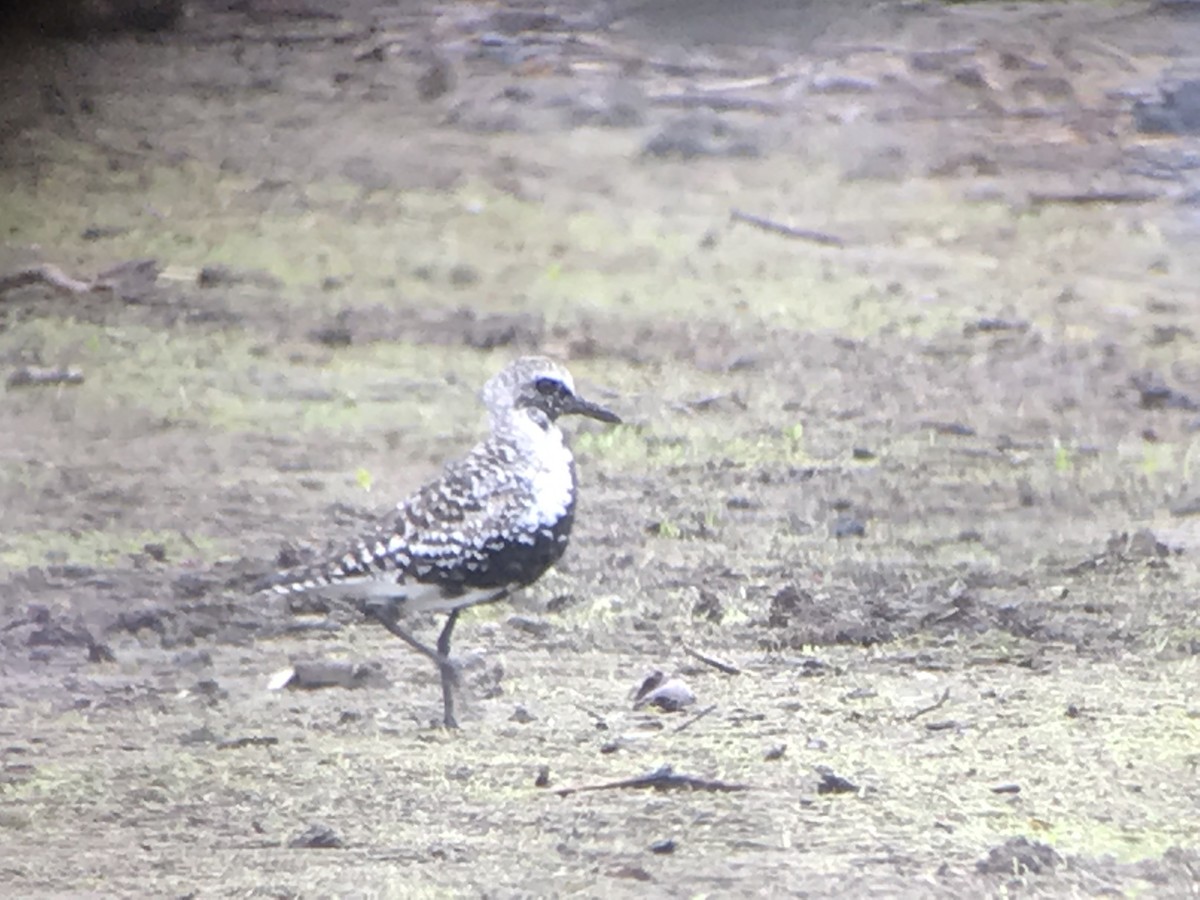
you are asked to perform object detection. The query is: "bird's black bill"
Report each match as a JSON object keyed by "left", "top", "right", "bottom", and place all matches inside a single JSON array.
[{"left": 567, "top": 395, "right": 621, "bottom": 424}]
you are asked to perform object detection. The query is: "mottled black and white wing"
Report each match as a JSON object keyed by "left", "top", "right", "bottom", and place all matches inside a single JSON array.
[{"left": 268, "top": 438, "right": 575, "bottom": 613}]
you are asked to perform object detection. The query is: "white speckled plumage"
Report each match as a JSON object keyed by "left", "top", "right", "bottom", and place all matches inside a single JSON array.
[{"left": 265, "top": 356, "right": 620, "bottom": 726}]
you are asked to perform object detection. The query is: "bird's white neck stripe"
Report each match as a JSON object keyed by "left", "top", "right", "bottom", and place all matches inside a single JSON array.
[{"left": 503, "top": 411, "right": 575, "bottom": 527}]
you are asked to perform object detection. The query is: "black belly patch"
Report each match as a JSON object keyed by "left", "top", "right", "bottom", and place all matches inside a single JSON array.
[{"left": 438, "top": 508, "right": 576, "bottom": 595}]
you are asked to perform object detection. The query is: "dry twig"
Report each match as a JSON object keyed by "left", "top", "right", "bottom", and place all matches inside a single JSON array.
[
  {"left": 682, "top": 643, "right": 741, "bottom": 676},
  {"left": 730, "top": 209, "right": 845, "bottom": 247},
  {"left": 1027, "top": 189, "right": 1160, "bottom": 207},
  {"left": 6, "top": 367, "right": 85, "bottom": 388},
  {"left": 0, "top": 264, "right": 94, "bottom": 296},
  {"left": 905, "top": 687, "right": 951, "bottom": 722},
  {"left": 673, "top": 704, "right": 718, "bottom": 734},
  {"left": 649, "top": 93, "right": 782, "bottom": 114},
  {"left": 555, "top": 764, "right": 751, "bottom": 797}
]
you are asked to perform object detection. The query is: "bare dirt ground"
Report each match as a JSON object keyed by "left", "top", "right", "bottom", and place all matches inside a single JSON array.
[{"left": 1, "top": 0, "right": 1199, "bottom": 896}]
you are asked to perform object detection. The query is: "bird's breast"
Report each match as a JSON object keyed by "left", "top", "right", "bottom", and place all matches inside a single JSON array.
[{"left": 522, "top": 432, "right": 577, "bottom": 529}]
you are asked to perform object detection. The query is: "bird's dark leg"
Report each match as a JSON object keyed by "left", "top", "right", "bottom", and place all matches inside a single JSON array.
[
  {"left": 432, "top": 589, "right": 510, "bottom": 727},
  {"left": 362, "top": 604, "right": 445, "bottom": 666},
  {"left": 435, "top": 608, "right": 461, "bottom": 728},
  {"left": 436, "top": 607, "right": 460, "bottom": 657},
  {"left": 362, "top": 603, "right": 463, "bottom": 728},
  {"left": 363, "top": 589, "right": 509, "bottom": 728}
]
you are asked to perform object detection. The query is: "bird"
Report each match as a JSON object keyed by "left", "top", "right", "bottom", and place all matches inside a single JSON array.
[{"left": 265, "top": 356, "right": 621, "bottom": 727}]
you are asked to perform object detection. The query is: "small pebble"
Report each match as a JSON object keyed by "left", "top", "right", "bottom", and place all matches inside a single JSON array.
[
  {"left": 832, "top": 517, "right": 866, "bottom": 539},
  {"left": 633, "top": 678, "right": 696, "bottom": 712},
  {"left": 288, "top": 822, "right": 343, "bottom": 849},
  {"left": 815, "top": 767, "right": 859, "bottom": 795}
]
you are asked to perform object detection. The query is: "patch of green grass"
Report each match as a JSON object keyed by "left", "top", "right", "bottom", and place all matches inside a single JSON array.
[
  {"left": 1053, "top": 440, "right": 1074, "bottom": 473},
  {"left": 651, "top": 518, "right": 683, "bottom": 539},
  {"left": 1137, "top": 440, "right": 1178, "bottom": 477},
  {"left": 0, "top": 317, "right": 507, "bottom": 438},
  {"left": 6, "top": 146, "right": 1200, "bottom": 370},
  {"left": 575, "top": 413, "right": 818, "bottom": 471},
  {"left": 0, "top": 529, "right": 225, "bottom": 569},
  {"left": 0, "top": 154, "right": 961, "bottom": 339}
]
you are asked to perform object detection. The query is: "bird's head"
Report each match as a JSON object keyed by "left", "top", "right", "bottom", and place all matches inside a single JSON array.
[{"left": 483, "top": 356, "right": 621, "bottom": 428}]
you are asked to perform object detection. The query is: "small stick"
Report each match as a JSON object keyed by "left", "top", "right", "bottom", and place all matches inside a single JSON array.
[
  {"left": 353, "top": 36, "right": 406, "bottom": 61},
  {"left": 575, "top": 704, "right": 609, "bottom": 729},
  {"left": 682, "top": 643, "right": 741, "bottom": 676},
  {"left": 649, "top": 93, "right": 782, "bottom": 114},
  {"left": 0, "top": 264, "right": 94, "bottom": 296},
  {"left": 1081, "top": 37, "right": 1140, "bottom": 73},
  {"left": 730, "top": 209, "right": 845, "bottom": 248},
  {"left": 905, "top": 687, "right": 951, "bottom": 722},
  {"left": 6, "top": 367, "right": 85, "bottom": 388},
  {"left": 1027, "top": 189, "right": 1159, "bottom": 207},
  {"left": 178, "top": 531, "right": 204, "bottom": 554},
  {"left": 685, "top": 68, "right": 806, "bottom": 93},
  {"left": 555, "top": 764, "right": 751, "bottom": 797},
  {"left": 673, "top": 703, "right": 717, "bottom": 734}
]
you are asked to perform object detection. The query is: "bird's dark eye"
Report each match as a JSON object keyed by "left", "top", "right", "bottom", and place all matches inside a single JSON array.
[{"left": 534, "top": 378, "right": 560, "bottom": 396}]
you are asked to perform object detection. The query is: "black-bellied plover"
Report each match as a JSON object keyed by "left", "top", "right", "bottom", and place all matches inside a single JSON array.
[{"left": 266, "top": 356, "right": 620, "bottom": 727}]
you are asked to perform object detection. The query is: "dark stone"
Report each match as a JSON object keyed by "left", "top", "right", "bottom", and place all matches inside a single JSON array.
[
  {"left": 172, "top": 574, "right": 213, "bottom": 599},
  {"left": 309, "top": 325, "right": 353, "bottom": 348},
  {"left": 416, "top": 56, "right": 455, "bottom": 102},
  {"left": 289, "top": 660, "right": 389, "bottom": 690},
  {"left": 1132, "top": 372, "right": 1199, "bottom": 411},
  {"left": 88, "top": 641, "right": 116, "bottom": 663},
  {"left": 288, "top": 822, "right": 344, "bottom": 850},
  {"left": 816, "top": 768, "right": 859, "bottom": 795},
  {"left": 510, "top": 705, "right": 537, "bottom": 724},
  {"left": 976, "top": 836, "right": 1061, "bottom": 875},
  {"left": 641, "top": 113, "right": 762, "bottom": 160},
  {"left": 833, "top": 517, "right": 866, "bottom": 539},
  {"left": 179, "top": 726, "right": 220, "bottom": 746},
  {"left": 768, "top": 585, "right": 809, "bottom": 628},
  {"left": 692, "top": 589, "right": 724, "bottom": 624},
  {"left": 1134, "top": 78, "right": 1200, "bottom": 135},
  {"left": 633, "top": 678, "right": 695, "bottom": 712}
]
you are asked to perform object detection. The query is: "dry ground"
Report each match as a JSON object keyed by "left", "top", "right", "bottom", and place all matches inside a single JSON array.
[{"left": 1, "top": 1, "right": 1199, "bottom": 897}]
